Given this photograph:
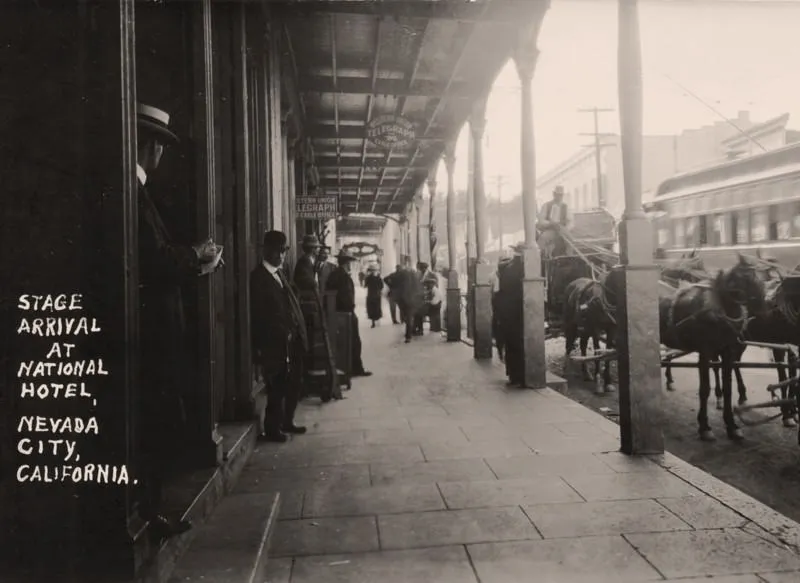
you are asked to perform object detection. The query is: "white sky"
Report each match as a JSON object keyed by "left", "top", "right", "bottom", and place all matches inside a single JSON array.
[{"left": 435, "top": 0, "right": 800, "bottom": 199}]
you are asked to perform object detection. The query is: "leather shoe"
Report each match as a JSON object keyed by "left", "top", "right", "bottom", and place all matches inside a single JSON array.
[
  {"left": 353, "top": 370, "right": 373, "bottom": 377},
  {"left": 282, "top": 424, "right": 307, "bottom": 435},
  {"left": 260, "top": 431, "right": 288, "bottom": 443},
  {"left": 148, "top": 515, "right": 192, "bottom": 544}
]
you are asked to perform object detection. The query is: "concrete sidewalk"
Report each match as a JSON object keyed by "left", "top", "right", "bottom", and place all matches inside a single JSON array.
[{"left": 241, "top": 316, "right": 800, "bottom": 583}]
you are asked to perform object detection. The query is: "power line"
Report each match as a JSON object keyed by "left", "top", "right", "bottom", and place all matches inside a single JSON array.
[
  {"left": 578, "top": 107, "right": 614, "bottom": 209},
  {"left": 660, "top": 73, "right": 767, "bottom": 153}
]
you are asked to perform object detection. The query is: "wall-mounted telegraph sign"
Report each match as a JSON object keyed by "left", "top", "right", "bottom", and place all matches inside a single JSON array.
[
  {"left": 296, "top": 195, "right": 339, "bottom": 220},
  {"left": 366, "top": 114, "right": 416, "bottom": 151}
]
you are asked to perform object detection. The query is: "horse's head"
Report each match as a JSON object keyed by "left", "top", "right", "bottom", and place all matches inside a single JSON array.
[{"left": 717, "top": 253, "right": 767, "bottom": 317}]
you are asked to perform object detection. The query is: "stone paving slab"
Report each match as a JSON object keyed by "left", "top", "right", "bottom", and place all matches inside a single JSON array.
[{"left": 244, "top": 322, "right": 800, "bottom": 581}]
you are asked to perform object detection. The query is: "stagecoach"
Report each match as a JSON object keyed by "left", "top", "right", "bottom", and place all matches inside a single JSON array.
[{"left": 543, "top": 207, "right": 618, "bottom": 338}]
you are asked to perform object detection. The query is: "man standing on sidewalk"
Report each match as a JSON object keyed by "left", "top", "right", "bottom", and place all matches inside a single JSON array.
[
  {"left": 325, "top": 250, "right": 372, "bottom": 377},
  {"left": 383, "top": 264, "right": 403, "bottom": 325},
  {"left": 250, "top": 230, "right": 308, "bottom": 442}
]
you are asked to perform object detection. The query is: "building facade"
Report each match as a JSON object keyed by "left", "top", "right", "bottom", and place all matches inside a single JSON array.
[{"left": 534, "top": 110, "right": 794, "bottom": 219}]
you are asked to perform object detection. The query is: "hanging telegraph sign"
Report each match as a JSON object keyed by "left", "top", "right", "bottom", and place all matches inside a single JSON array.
[
  {"left": 366, "top": 114, "right": 416, "bottom": 150},
  {"left": 296, "top": 195, "right": 339, "bottom": 220}
]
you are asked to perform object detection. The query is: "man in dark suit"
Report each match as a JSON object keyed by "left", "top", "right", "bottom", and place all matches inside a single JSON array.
[
  {"left": 294, "top": 234, "right": 320, "bottom": 293},
  {"left": 316, "top": 245, "right": 336, "bottom": 293},
  {"left": 395, "top": 262, "right": 424, "bottom": 343},
  {"left": 384, "top": 264, "right": 403, "bottom": 324},
  {"left": 250, "top": 230, "right": 308, "bottom": 443},
  {"left": 498, "top": 244, "right": 525, "bottom": 386},
  {"left": 325, "top": 250, "right": 372, "bottom": 377},
  {"left": 136, "top": 103, "right": 222, "bottom": 542}
]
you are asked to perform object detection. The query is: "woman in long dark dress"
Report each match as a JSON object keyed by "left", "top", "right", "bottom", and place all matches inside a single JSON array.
[{"left": 364, "top": 267, "right": 384, "bottom": 328}]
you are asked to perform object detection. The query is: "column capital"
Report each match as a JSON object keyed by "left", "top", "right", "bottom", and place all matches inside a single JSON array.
[
  {"left": 512, "top": 27, "right": 541, "bottom": 83},
  {"left": 469, "top": 94, "right": 489, "bottom": 139}
]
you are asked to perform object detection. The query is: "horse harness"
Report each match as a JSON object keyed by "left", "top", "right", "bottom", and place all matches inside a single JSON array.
[{"left": 666, "top": 281, "right": 749, "bottom": 342}]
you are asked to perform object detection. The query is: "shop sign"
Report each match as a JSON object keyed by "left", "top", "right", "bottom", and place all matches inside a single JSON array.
[
  {"left": 366, "top": 115, "right": 416, "bottom": 150},
  {"left": 296, "top": 195, "right": 338, "bottom": 220},
  {"left": 342, "top": 242, "right": 381, "bottom": 258}
]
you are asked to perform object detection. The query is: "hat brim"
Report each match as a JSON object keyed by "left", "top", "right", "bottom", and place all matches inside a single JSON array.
[
  {"left": 138, "top": 118, "right": 180, "bottom": 145},
  {"left": 337, "top": 254, "right": 357, "bottom": 262}
]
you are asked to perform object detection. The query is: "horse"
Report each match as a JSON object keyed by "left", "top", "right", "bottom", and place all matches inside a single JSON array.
[
  {"left": 709, "top": 264, "right": 800, "bottom": 428},
  {"left": 563, "top": 275, "right": 616, "bottom": 395},
  {"left": 656, "top": 254, "right": 767, "bottom": 441}
]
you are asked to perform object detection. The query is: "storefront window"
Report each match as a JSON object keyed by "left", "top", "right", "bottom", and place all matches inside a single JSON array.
[{"left": 750, "top": 207, "right": 769, "bottom": 242}]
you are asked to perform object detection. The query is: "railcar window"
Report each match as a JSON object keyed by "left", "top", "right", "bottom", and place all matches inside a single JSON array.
[
  {"left": 674, "top": 219, "right": 686, "bottom": 248},
  {"left": 751, "top": 207, "right": 769, "bottom": 242},
  {"left": 735, "top": 210, "right": 750, "bottom": 245},
  {"left": 711, "top": 214, "right": 727, "bottom": 246},
  {"left": 699, "top": 216, "right": 709, "bottom": 246},
  {"left": 792, "top": 201, "right": 800, "bottom": 238},
  {"left": 771, "top": 205, "right": 787, "bottom": 240},
  {"left": 686, "top": 216, "right": 700, "bottom": 247}
]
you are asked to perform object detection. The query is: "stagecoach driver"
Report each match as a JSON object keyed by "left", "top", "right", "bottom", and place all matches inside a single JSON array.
[{"left": 537, "top": 185, "right": 573, "bottom": 260}]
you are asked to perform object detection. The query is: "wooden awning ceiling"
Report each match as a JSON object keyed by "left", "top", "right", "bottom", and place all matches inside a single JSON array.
[
  {"left": 279, "top": 0, "right": 549, "bottom": 227},
  {"left": 336, "top": 214, "right": 387, "bottom": 236}
]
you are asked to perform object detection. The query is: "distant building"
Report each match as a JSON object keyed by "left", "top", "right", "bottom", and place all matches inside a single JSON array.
[{"left": 535, "top": 111, "right": 798, "bottom": 219}]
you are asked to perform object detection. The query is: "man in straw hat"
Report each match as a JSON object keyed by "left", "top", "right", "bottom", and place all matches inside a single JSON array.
[
  {"left": 537, "top": 185, "right": 573, "bottom": 261},
  {"left": 135, "top": 102, "right": 223, "bottom": 542},
  {"left": 325, "top": 250, "right": 372, "bottom": 377},
  {"left": 250, "top": 230, "right": 308, "bottom": 443}
]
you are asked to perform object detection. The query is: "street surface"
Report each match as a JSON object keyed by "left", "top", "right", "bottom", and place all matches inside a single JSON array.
[{"left": 547, "top": 339, "right": 800, "bottom": 526}]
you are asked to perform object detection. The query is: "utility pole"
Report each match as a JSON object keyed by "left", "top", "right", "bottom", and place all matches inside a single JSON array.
[
  {"left": 579, "top": 107, "right": 615, "bottom": 208},
  {"left": 492, "top": 174, "right": 510, "bottom": 252}
]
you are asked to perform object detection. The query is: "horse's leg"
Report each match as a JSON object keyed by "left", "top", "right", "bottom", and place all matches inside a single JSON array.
[
  {"left": 579, "top": 333, "right": 593, "bottom": 382},
  {"left": 697, "top": 352, "right": 715, "bottom": 441},
  {"left": 665, "top": 362, "right": 675, "bottom": 391},
  {"left": 713, "top": 351, "right": 723, "bottom": 411},
  {"left": 722, "top": 346, "right": 744, "bottom": 440},
  {"left": 591, "top": 333, "right": 604, "bottom": 395},
  {"left": 784, "top": 349, "right": 799, "bottom": 427},
  {"left": 603, "top": 329, "right": 616, "bottom": 393},
  {"left": 733, "top": 344, "right": 748, "bottom": 406}
]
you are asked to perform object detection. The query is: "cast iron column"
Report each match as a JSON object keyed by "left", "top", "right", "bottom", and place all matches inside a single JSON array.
[
  {"left": 466, "top": 131, "right": 476, "bottom": 339},
  {"left": 426, "top": 165, "right": 439, "bottom": 270},
  {"left": 470, "top": 94, "right": 492, "bottom": 359},
  {"left": 514, "top": 26, "right": 547, "bottom": 388},
  {"left": 616, "top": 0, "right": 665, "bottom": 454},
  {"left": 444, "top": 139, "right": 461, "bottom": 341}
]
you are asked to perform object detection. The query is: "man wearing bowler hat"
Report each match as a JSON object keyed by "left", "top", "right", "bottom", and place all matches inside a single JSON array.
[
  {"left": 136, "top": 102, "right": 223, "bottom": 542},
  {"left": 325, "top": 250, "right": 372, "bottom": 377},
  {"left": 250, "top": 230, "right": 308, "bottom": 442}
]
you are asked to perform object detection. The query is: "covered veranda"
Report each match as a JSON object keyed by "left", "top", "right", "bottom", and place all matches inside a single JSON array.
[{"left": 2, "top": 0, "right": 663, "bottom": 581}]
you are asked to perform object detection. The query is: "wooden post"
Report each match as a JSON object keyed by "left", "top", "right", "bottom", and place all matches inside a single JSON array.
[
  {"left": 615, "top": 0, "right": 664, "bottom": 454},
  {"left": 231, "top": 2, "right": 253, "bottom": 420},
  {"left": 193, "top": 0, "right": 223, "bottom": 466},
  {"left": 414, "top": 193, "right": 423, "bottom": 265},
  {"left": 444, "top": 139, "right": 461, "bottom": 341},
  {"left": 470, "top": 94, "right": 492, "bottom": 360},
  {"left": 514, "top": 24, "right": 547, "bottom": 388}
]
